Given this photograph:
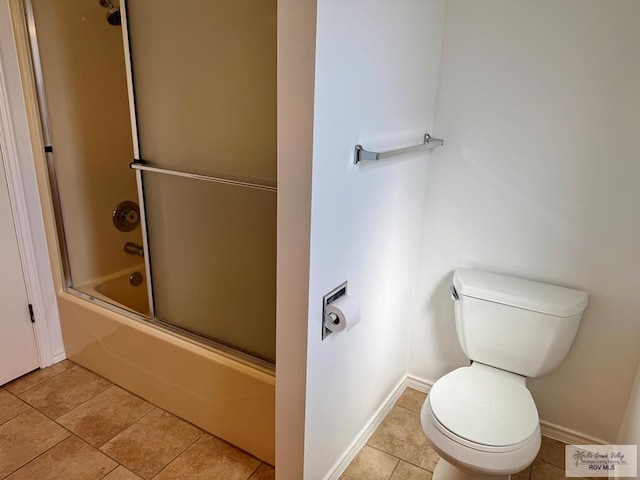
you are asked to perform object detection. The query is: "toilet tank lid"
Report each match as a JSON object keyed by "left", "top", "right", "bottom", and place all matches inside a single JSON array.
[{"left": 453, "top": 268, "right": 588, "bottom": 317}]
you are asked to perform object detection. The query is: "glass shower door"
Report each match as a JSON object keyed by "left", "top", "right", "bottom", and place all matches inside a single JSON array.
[{"left": 124, "top": 0, "right": 277, "bottom": 362}]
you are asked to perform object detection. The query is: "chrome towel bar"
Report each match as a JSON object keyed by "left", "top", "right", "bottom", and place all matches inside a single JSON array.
[
  {"left": 354, "top": 133, "right": 444, "bottom": 164},
  {"left": 130, "top": 162, "right": 277, "bottom": 192}
]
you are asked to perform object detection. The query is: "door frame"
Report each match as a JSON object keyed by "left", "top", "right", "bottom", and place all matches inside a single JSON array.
[{"left": 0, "top": 0, "right": 56, "bottom": 367}]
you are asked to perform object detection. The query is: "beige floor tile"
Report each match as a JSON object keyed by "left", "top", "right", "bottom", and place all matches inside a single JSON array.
[
  {"left": 531, "top": 459, "right": 596, "bottom": 480},
  {"left": 0, "top": 409, "right": 70, "bottom": 478},
  {"left": 390, "top": 461, "right": 433, "bottom": 480},
  {"left": 3, "top": 360, "right": 73, "bottom": 396},
  {"left": 340, "top": 445, "right": 399, "bottom": 480},
  {"left": 0, "top": 390, "right": 30, "bottom": 425},
  {"left": 154, "top": 434, "right": 260, "bottom": 480},
  {"left": 102, "top": 466, "right": 144, "bottom": 480},
  {"left": 6, "top": 435, "right": 116, "bottom": 480},
  {"left": 368, "top": 406, "right": 440, "bottom": 471},
  {"left": 513, "top": 464, "right": 532, "bottom": 480},
  {"left": 396, "top": 389, "right": 427, "bottom": 414},
  {"left": 536, "top": 437, "right": 566, "bottom": 469},
  {"left": 249, "top": 463, "right": 275, "bottom": 480},
  {"left": 100, "top": 408, "right": 202, "bottom": 479},
  {"left": 18, "top": 366, "right": 112, "bottom": 418},
  {"left": 57, "top": 385, "right": 154, "bottom": 447},
  {"left": 530, "top": 459, "right": 567, "bottom": 480}
]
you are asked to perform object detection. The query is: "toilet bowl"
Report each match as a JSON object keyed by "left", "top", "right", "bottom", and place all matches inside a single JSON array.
[{"left": 421, "top": 268, "right": 588, "bottom": 479}]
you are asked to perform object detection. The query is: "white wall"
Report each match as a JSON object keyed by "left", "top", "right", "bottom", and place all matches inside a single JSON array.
[
  {"left": 410, "top": 0, "right": 640, "bottom": 443},
  {"left": 305, "top": 1, "right": 446, "bottom": 478},
  {"left": 618, "top": 364, "right": 640, "bottom": 445}
]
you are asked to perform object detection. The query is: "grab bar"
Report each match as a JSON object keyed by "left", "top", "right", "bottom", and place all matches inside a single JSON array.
[
  {"left": 130, "top": 162, "right": 277, "bottom": 193},
  {"left": 354, "top": 133, "right": 444, "bottom": 164}
]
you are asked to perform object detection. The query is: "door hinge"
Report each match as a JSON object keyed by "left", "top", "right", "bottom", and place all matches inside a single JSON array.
[{"left": 28, "top": 304, "right": 35, "bottom": 323}]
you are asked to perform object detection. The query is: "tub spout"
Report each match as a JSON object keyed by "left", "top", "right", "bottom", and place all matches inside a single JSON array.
[{"left": 124, "top": 242, "right": 144, "bottom": 257}]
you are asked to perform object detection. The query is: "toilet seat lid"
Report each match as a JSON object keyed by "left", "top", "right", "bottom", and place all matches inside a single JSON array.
[{"left": 429, "top": 366, "right": 539, "bottom": 447}]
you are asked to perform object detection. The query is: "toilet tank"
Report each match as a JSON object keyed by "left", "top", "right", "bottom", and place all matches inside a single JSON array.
[{"left": 452, "top": 268, "right": 588, "bottom": 378}]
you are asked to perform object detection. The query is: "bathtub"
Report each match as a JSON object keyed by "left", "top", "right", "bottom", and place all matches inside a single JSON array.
[
  {"left": 78, "top": 266, "right": 149, "bottom": 316},
  {"left": 61, "top": 268, "right": 275, "bottom": 464}
]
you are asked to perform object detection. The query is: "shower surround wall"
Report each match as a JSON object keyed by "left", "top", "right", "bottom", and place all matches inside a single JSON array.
[
  {"left": 32, "top": 0, "right": 140, "bottom": 286},
  {"left": 410, "top": 0, "right": 640, "bottom": 444}
]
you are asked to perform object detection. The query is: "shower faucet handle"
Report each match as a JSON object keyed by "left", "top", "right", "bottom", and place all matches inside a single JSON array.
[
  {"left": 113, "top": 201, "right": 140, "bottom": 232},
  {"left": 124, "top": 242, "right": 144, "bottom": 257}
]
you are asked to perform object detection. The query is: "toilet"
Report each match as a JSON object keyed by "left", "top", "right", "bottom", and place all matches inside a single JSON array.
[{"left": 421, "top": 268, "right": 588, "bottom": 479}]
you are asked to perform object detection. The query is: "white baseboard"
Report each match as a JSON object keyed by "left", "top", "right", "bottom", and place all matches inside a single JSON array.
[
  {"left": 323, "top": 372, "right": 608, "bottom": 480},
  {"left": 51, "top": 349, "right": 67, "bottom": 364},
  {"left": 540, "top": 420, "right": 609, "bottom": 446},
  {"left": 323, "top": 375, "right": 434, "bottom": 480},
  {"left": 405, "top": 374, "right": 433, "bottom": 394},
  {"left": 323, "top": 376, "right": 409, "bottom": 480},
  {"left": 408, "top": 374, "right": 608, "bottom": 447}
]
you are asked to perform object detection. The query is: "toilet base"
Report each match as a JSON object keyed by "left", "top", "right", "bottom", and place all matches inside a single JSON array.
[{"left": 432, "top": 458, "right": 510, "bottom": 480}]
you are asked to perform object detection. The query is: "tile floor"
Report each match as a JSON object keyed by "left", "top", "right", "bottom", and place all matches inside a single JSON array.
[
  {"left": 0, "top": 360, "right": 274, "bottom": 480},
  {"left": 341, "top": 388, "right": 596, "bottom": 480},
  {"left": 1, "top": 362, "right": 598, "bottom": 480}
]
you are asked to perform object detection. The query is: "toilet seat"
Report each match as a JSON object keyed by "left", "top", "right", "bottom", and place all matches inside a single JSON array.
[
  {"left": 420, "top": 364, "right": 541, "bottom": 476},
  {"left": 422, "top": 402, "right": 541, "bottom": 477},
  {"left": 428, "top": 364, "right": 539, "bottom": 449},
  {"left": 427, "top": 397, "right": 537, "bottom": 454}
]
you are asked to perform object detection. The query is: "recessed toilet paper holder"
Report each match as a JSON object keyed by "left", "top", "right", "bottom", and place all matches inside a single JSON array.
[{"left": 322, "top": 281, "right": 348, "bottom": 340}]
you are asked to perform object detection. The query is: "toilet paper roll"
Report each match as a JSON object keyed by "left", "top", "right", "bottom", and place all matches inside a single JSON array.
[{"left": 325, "top": 295, "right": 361, "bottom": 333}]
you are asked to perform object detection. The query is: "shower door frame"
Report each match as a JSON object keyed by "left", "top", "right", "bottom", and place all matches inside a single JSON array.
[
  {"left": 20, "top": 0, "right": 275, "bottom": 372},
  {"left": 23, "top": 0, "right": 72, "bottom": 289}
]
